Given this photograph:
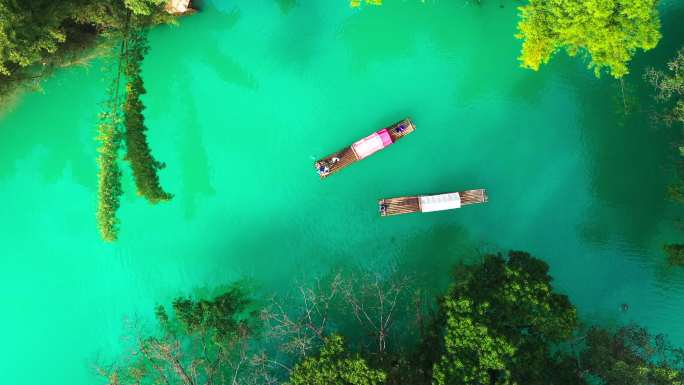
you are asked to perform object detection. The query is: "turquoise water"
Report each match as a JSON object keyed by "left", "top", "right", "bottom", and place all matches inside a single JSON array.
[{"left": 2, "top": 1, "right": 684, "bottom": 384}]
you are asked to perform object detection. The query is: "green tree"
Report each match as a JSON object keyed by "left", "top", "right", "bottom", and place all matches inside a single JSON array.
[
  {"left": 95, "top": 107, "right": 123, "bottom": 242},
  {"left": 516, "top": 0, "right": 661, "bottom": 79},
  {"left": 122, "top": 30, "right": 172, "bottom": 203},
  {"left": 0, "top": 0, "right": 171, "bottom": 78},
  {"left": 100, "top": 286, "right": 262, "bottom": 385},
  {"left": 102, "top": 255, "right": 684, "bottom": 385},
  {"left": 0, "top": 1, "right": 67, "bottom": 76},
  {"left": 432, "top": 298, "right": 516, "bottom": 385},
  {"left": 645, "top": 47, "right": 684, "bottom": 127},
  {"left": 95, "top": 38, "right": 128, "bottom": 242},
  {"left": 646, "top": 49, "right": 684, "bottom": 256},
  {"left": 0, "top": 1, "right": 178, "bottom": 240},
  {"left": 432, "top": 251, "right": 579, "bottom": 385},
  {"left": 580, "top": 325, "right": 684, "bottom": 385},
  {"left": 125, "top": 0, "right": 167, "bottom": 16},
  {"left": 350, "top": 0, "right": 383, "bottom": 7},
  {"left": 94, "top": 21, "right": 173, "bottom": 241},
  {"left": 286, "top": 334, "right": 387, "bottom": 385}
]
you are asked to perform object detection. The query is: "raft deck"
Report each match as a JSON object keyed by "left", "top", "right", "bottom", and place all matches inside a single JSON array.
[
  {"left": 315, "top": 118, "right": 415, "bottom": 179},
  {"left": 379, "top": 189, "right": 488, "bottom": 217}
]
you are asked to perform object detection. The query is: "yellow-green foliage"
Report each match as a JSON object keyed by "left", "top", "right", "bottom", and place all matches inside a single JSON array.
[
  {"left": 0, "top": 0, "right": 172, "bottom": 77},
  {"left": 432, "top": 252, "right": 577, "bottom": 384},
  {"left": 286, "top": 335, "right": 386, "bottom": 385},
  {"left": 516, "top": 0, "right": 662, "bottom": 78},
  {"left": 96, "top": 109, "right": 123, "bottom": 242},
  {"left": 0, "top": 1, "right": 66, "bottom": 76},
  {"left": 645, "top": 47, "right": 684, "bottom": 126},
  {"left": 350, "top": 0, "right": 382, "bottom": 8},
  {"left": 432, "top": 299, "right": 516, "bottom": 385},
  {"left": 124, "top": 0, "right": 166, "bottom": 16}
]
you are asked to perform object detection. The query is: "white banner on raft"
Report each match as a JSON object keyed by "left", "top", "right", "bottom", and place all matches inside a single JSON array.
[
  {"left": 419, "top": 193, "right": 461, "bottom": 212},
  {"left": 352, "top": 133, "right": 384, "bottom": 159}
]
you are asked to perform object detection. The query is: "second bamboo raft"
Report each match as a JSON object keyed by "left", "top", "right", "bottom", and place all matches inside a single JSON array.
[{"left": 379, "top": 189, "right": 488, "bottom": 217}]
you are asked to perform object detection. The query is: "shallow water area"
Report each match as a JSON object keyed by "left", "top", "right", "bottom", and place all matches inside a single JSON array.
[{"left": 2, "top": 1, "right": 684, "bottom": 384}]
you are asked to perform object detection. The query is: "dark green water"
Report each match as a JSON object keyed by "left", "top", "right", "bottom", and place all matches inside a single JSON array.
[{"left": 2, "top": 1, "right": 684, "bottom": 384}]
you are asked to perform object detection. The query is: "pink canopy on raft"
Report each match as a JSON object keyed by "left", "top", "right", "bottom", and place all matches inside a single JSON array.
[{"left": 351, "top": 129, "right": 393, "bottom": 159}]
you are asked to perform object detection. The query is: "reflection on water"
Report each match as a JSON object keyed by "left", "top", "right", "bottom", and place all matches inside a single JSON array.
[
  {"left": 268, "top": 1, "right": 324, "bottom": 70},
  {"left": 275, "top": 0, "right": 297, "bottom": 14},
  {"left": 176, "top": 76, "right": 216, "bottom": 219},
  {"left": 204, "top": 49, "right": 258, "bottom": 89},
  {"left": 339, "top": 3, "right": 421, "bottom": 69},
  {"left": 573, "top": 14, "right": 680, "bottom": 250},
  {"left": 0, "top": 69, "right": 99, "bottom": 187}
]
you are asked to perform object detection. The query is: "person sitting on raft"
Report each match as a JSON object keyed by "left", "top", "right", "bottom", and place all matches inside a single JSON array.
[{"left": 316, "top": 161, "right": 330, "bottom": 176}]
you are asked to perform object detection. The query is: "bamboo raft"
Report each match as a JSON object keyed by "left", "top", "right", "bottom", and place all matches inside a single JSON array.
[
  {"left": 315, "top": 118, "right": 415, "bottom": 179},
  {"left": 378, "top": 189, "right": 488, "bottom": 217}
]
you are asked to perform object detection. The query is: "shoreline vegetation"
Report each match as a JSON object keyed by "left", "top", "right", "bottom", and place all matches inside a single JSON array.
[
  {"left": 0, "top": 1, "right": 190, "bottom": 241},
  {"left": 0, "top": 0, "right": 180, "bottom": 110},
  {"left": 99, "top": 252, "right": 684, "bottom": 385},
  {"left": 96, "top": 25, "right": 174, "bottom": 241},
  {"left": 93, "top": 6, "right": 177, "bottom": 241},
  {"left": 352, "top": 0, "right": 663, "bottom": 80},
  {"left": 645, "top": 47, "right": 684, "bottom": 265}
]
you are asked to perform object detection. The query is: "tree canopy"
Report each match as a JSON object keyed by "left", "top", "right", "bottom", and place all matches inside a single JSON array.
[
  {"left": 646, "top": 48, "right": 684, "bottom": 257},
  {"left": 581, "top": 325, "right": 684, "bottom": 385},
  {"left": 122, "top": 30, "right": 172, "bottom": 204},
  {"left": 101, "top": 286, "right": 260, "bottom": 385},
  {"left": 124, "top": 0, "right": 167, "bottom": 16},
  {"left": 516, "top": 0, "right": 662, "bottom": 78},
  {"left": 95, "top": 28, "right": 172, "bottom": 241},
  {"left": 0, "top": 0, "right": 171, "bottom": 78},
  {"left": 286, "top": 335, "right": 387, "bottom": 385},
  {"left": 433, "top": 251, "right": 577, "bottom": 385},
  {"left": 350, "top": 0, "right": 383, "bottom": 8},
  {"left": 102, "top": 252, "right": 684, "bottom": 385},
  {"left": 95, "top": 104, "right": 123, "bottom": 242},
  {"left": 646, "top": 47, "right": 684, "bottom": 127}
]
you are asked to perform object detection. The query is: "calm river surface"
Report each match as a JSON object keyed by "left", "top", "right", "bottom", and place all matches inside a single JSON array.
[{"left": 2, "top": 1, "right": 684, "bottom": 384}]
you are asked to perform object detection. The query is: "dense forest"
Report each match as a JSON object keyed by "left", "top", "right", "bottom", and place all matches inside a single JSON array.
[
  {"left": 99, "top": 252, "right": 684, "bottom": 385},
  {"left": 0, "top": 0, "right": 174, "bottom": 102}
]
